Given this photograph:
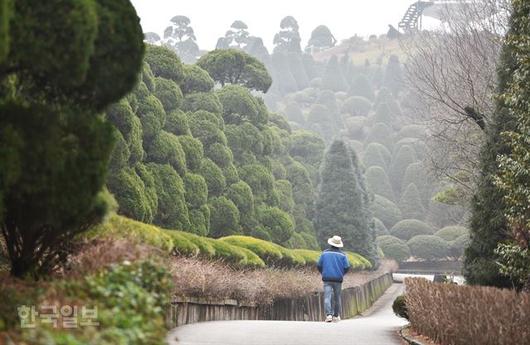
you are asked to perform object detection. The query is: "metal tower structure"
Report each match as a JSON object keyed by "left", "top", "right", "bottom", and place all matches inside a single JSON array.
[{"left": 399, "top": 1, "right": 478, "bottom": 33}]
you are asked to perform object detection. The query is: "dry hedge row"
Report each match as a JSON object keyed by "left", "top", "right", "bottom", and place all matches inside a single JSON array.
[{"left": 405, "top": 278, "right": 530, "bottom": 345}]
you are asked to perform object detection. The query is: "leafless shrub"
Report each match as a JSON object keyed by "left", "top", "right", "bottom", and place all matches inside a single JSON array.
[
  {"left": 170, "top": 258, "right": 397, "bottom": 305},
  {"left": 64, "top": 239, "right": 166, "bottom": 276},
  {"left": 402, "top": 0, "right": 511, "bottom": 195},
  {"left": 405, "top": 277, "right": 530, "bottom": 345}
]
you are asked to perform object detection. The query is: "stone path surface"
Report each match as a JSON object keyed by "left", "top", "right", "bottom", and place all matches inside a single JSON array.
[{"left": 166, "top": 283, "right": 407, "bottom": 345}]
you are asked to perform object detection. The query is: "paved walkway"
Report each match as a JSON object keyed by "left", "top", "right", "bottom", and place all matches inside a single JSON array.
[{"left": 166, "top": 283, "right": 407, "bottom": 345}]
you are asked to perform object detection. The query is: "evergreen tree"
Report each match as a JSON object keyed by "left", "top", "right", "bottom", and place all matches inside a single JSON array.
[
  {"left": 314, "top": 140, "right": 376, "bottom": 262},
  {"left": 322, "top": 56, "right": 348, "bottom": 92},
  {"left": 273, "top": 16, "right": 302, "bottom": 54},
  {"left": 162, "top": 15, "right": 199, "bottom": 63},
  {"left": 464, "top": 1, "right": 527, "bottom": 288},
  {"left": 399, "top": 183, "right": 425, "bottom": 220}
]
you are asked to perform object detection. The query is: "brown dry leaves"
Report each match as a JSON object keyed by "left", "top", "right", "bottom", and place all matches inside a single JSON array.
[{"left": 405, "top": 277, "right": 530, "bottom": 345}]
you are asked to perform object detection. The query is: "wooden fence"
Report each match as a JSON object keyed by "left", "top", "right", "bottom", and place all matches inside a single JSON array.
[{"left": 166, "top": 272, "right": 393, "bottom": 327}]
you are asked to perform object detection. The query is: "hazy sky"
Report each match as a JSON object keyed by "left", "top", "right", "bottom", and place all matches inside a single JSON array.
[{"left": 130, "top": 0, "right": 433, "bottom": 50}]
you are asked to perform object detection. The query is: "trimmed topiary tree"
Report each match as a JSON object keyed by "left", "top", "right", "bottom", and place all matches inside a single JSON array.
[
  {"left": 208, "top": 196, "right": 240, "bottom": 238},
  {"left": 148, "top": 163, "right": 191, "bottom": 230},
  {"left": 408, "top": 235, "right": 450, "bottom": 260},
  {"left": 371, "top": 194, "right": 402, "bottom": 229},
  {"left": 178, "top": 135, "right": 204, "bottom": 172},
  {"left": 390, "top": 145, "right": 417, "bottom": 196},
  {"left": 256, "top": 205, "right": 295, "bottom": 245},
  {"left": 183, "top": 173, "right": 208, "bottom": 209},
  {"left": 181, "top": 92, "right": 223, "bottom": 114},
  {"left": 399, "top": 183, "right": 426, "bottom": 220},
  {"left": 314, "top": 140, "right": 376, "bottom": 261},
  {"left": 153, "top": 77, "right": 183, "bottom": 113},
  {"left": 390, "top": 219, "right": 435, "bottom": 241},
  {"left": 435, "top": 226, "right": 469, "bottom": 242},
  {"left": 363, "top": 142, "right": 392, "bottom": 170},
  {"left": 145, "top": 130, "right": 187, "bottom": 176},
  {"left": 181, "top": 64, "right": 214, "bottom": 94},
  {"left": 199, "top": 158, "right": 226, "bottom": 197},
  {"left": 376, "top": 235, "right": 410, "bottom": 262},
  {"left": 366, "top": 166, "right": 395, "bottom": 201},
  {"left": 374, "top": 218, "right": 389, "bottom": 236}
]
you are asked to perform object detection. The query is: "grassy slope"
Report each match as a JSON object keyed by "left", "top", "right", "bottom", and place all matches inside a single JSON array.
[{"left": 85, "top": 214, "right": 372, "bottom": 270}]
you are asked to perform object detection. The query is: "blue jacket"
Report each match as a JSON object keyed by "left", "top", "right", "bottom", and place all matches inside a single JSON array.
[{"left": 317, "top": 247, "right": 351, "bottom": 282}]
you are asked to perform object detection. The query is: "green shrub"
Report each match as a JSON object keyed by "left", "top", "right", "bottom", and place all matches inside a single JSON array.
[
  {"left": 199, "top": 158, "right": 226, "bottom": 197},
  {"left": 86, "top": 215, "right": 173, "bottom": 253},
  {"left": 392, "top": 295, "right": 409, "bottom": 319},
  {"left": 189, "top": 110, "right": 224, "bottom": 129},
  {"left": 163, "top": 229, "right": 200, "bottom": 255},
  {"left": 164, "top": 109, "right": 190, "bottom": 136},
  {"left": 374, "top": 218, "right": 389, "bottom": 236},
  {"left": 188, "top": 208, "right": 210, "bottom": 236},
  {"left": 106, "top": 99, "right": 144, "bottom": 163},
  {"left": 145, "top": 45, "right": 184, "bottom": 82},
  {"left": 181, "top": 64, "right": 214, "bottom": 94},
  {"left": 390, "top": 145, "right": 417, "bottom": 194},
  {"left": 402, "top": 162, "right": 432, "bottom": 205},
  {"left": 189, "top": 116, "right": 228, "bottom": 147},
  {"left": 239, "top": 164, "right": 278, "bottom": 205},
  {"left": 399, "top": 183, "right": 426, "bottom": 220},
  {"left": 376, "top": 235, "right": 411, "bottom": 262},
  {"left": 450, "top": 234, "right": 470, "bottom": 258},
  {"left": 366, "top": 122, "right": 394, "bottom": 150},
  {"left": 291, "top": 249, "right": 320, "bottom": 264},
  {"left": 345, "top": 252, "right": 373, "bottom": 270},
  {"left": 274, "top": 179, "right": 295, "bottom": 213},
  {"left": 148, "top": 163, "right": 191, "bottom": 230},
  {"left": 182, "top": 92, "right": 222, "bottom": 114},
  {"left": 108, "top": 130, "right": 131, "bottom": 172},
  {"left": 225, "top": 122, "right": 264, "bottom": 159},
  {"left": 217, "top": 84, "right": 264, "bottom": 125},
  {"left": 146, "top": 131, "right": 187, "bottom": 176},
  {"left": 226, "top": 181, "right": 255, "bottom": 228},
  {"left": 407, "top": 235, "right": 450, "bottom": 260},
  {"left": 222, "top": 163, "right": 240, "bottom": 185},
  {"left": 107, "top": 167, "right": 155, "bottom": 223},
  {"left": 142, "top": 62, "right": 156, "bottom": 92},
  {"left": 154, "top": 77, "right": 183, "bottom": 112},
  {"left": 137, "top": 94, "right": 166, "bottom": 142},
  {"left": 398, "top": 125, "right": 425, "bottom": 140},
  {"left": 371, "top": 194, "right": 403, "bottom": 229},
  {"left": 365, "top": 166, "right": 395, "bottom": 201},
  {"left": 205, "top": 142, "right": 234, "bottom": 167},
  {"left": 256, "top": 205, "right": 294, "bottom": 244},
  {"left": 391, "top": 219, "right": 434, "bottom": 241},
  {"left": 341, "top": 96, "right": 372, "bottom": 116},
  {"left": 435, "top": 226, "right": 469, "bottom": 241},
  {"left": 208, "top": 196, "right": 240, "bottom": 237},
  {"left": 178, "top": 135, "right": 204, "bottom": 171},
  {"left": 183, "top": 173, "right": 208, "bottom": 208},
  {"left": 220, "top": 235, "right": 284, "bottom": 265},
  {"left": 363, "top": 142, "right": 392, "bottom": 170}
]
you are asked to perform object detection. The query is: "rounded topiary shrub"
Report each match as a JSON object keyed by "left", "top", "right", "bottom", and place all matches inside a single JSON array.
[
  {"left": 450, "top": 233, "right": 470, "bottom": 258},
  {"left": 199, "top": 158, "right": 226, "bottom": 197},
  {"left": 376, "top": 235, "right": 410, "bottom": 262},
  {"left": 392, "top": 295, "right": 409, "bottom": 320},
  {"left": 183, "top": 173, "right": 208, "bottom": 208},
  {"left": 208, "top": 196, "right": 240, "bottom": 238},
  {"left": 371, "top": 195, "right": 402, "bottom": 229},
  {"left": 374, "top": 218, "right": 389, "bottom": 236},
  {"left": 407, "top": 235, "right": 450, "bottom": 260},
  {"left": 365, "top": 166, "right": 395, "bottom": 201},
  {"left": 154, "top": 77, "right": 183, "bottom": 112},
  {"left": 435, "top": 225, "right": 469, "bottom": 241},
  {"left": 390, "top": 219, "right": 434, "bottom": 241}
]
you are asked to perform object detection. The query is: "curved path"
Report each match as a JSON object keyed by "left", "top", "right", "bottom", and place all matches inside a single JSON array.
[{"left": 166, "top": 283, "right": 407, "bottom": 345}]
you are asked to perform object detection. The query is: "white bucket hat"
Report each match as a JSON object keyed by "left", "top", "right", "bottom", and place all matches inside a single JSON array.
[{"left": 327, "top": 235, "right": 344, "bottom": 248}]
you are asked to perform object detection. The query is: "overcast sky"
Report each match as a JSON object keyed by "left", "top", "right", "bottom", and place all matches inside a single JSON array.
[{"left": 130, "top": 0, "right": 435, "bottom": 50}]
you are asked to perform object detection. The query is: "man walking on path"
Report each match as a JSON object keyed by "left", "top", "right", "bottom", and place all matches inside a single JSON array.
[{"left": 317, "top": 235, "right": 351, "bottom": 323}]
